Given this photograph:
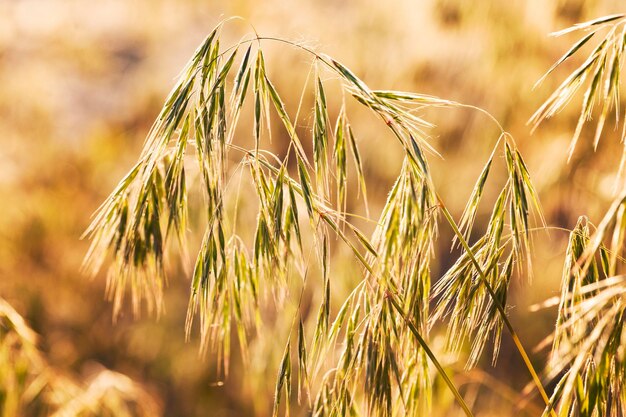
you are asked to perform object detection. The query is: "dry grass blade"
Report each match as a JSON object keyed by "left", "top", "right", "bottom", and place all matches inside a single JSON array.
[
  {"left": 550, "top": 14, "right": 626, "bottom": 37},
  {"left": 333, "top": 106, "right": 348, "bottom": 214},
  {"left": 273, "top": 339, "right": 292, "bottom": 417},
  {"left": 534, "top": 31, "right": 596, "bottom": 88},
  {"left": 313, "top": 75, "right": 330, "bottom": 197}
]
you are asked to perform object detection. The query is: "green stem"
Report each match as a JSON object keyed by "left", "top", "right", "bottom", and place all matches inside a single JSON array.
[
  {"left": 386, "top": 292, "right": 475, "bottom": 417},
  {"left": 437, "top": 194, "right": 556, "bottom": 417},
  {"left": 316, "top": 214, "right": 475, "bottom": 416}
]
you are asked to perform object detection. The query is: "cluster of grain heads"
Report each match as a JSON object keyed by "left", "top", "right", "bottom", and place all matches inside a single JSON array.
[
  {"left": 530, "top": 14, "right": 626, "bottom": 163},
  {"left": 85, "top": 19, "right": 557, "bottom": 417},
  {"left": 532, "top": 13, "right": 626, "bottom": 417},
  {"left": 0, "top": 297, "right": 161, "bottom": 417},
  {"left": 538, "top": 218, "right": 626, "bottom": 417},
  {"left": 432, "top": 133, "right": 543, "bottom": 369}
]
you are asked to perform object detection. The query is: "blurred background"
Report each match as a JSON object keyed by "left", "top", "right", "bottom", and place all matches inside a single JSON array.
[{"left": 1, "top": 0, "right": 625, "bottom": 415}]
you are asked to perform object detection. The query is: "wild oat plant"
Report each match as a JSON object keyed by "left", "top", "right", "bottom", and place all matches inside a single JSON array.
[
  {"left": 530, "top": 13, "right": 626, "bottom": 417},
  {"left": 82, "top": 15, "right": 626, "bottom": 417}
]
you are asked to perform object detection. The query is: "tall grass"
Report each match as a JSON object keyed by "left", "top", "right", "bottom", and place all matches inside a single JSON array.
[
  {"left": 82, "top": 15, "right": 626, "bottom": 417},
  {"left": 0, "top": 297, "right": 161, "bottom": 416},
  {"left": 530, "top": 13, "right": 626, "bottom": 417}
]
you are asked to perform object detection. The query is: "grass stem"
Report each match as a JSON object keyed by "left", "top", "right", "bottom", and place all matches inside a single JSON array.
[
  {"left": 437, "top": 194, "right": 556, "bottom": 417},
  {"left": 386, "top": 292, "right": 475, "bottom": 417}
]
